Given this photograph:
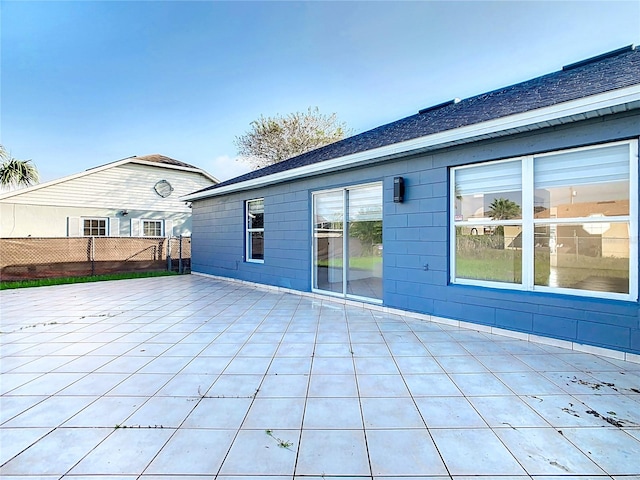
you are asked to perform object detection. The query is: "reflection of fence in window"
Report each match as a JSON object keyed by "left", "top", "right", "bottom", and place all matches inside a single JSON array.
[{"left": 0, "top": 236, "right": 191, "bottom": 281}]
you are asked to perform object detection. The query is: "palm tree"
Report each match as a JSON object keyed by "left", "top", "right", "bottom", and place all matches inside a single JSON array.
[
  {"left": 487, "top": 197, "right": 520, "bottom": 220},
  {"left": 0, "top": 145, "right": 39, "bottom": 191}
]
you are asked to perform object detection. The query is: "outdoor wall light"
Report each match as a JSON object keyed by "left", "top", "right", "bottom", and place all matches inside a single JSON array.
[
  {"left": 121, "top": 210, "right": 129, "bottom": 216},
  {"left": 393, "top": 176, "right": 405, "bottom": 203}
]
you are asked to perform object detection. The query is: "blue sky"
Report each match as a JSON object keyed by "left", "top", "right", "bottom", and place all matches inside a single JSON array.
[{"left": 1, "top": 1, "right": 639, "bottom": 183}]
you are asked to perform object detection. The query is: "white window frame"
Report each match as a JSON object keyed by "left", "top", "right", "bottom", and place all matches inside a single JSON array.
[
  {"left": 450, "top": 139, "right": 638, "bottom": 302},
  {"left": 246, "top": 198, "right": 264, "bottom": 263},
  {"left": 142, "top": 220, "right": 163, "bottom": 237},
  {"left": 82, "top": 217, "right": 108, "bottom": 237}
]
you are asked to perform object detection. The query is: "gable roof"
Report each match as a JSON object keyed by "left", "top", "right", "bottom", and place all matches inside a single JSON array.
[
  {"left": 185, "top": 45, "right": 640, "bottom": 201},
  {"left": 0, "top": 154, "right": 219, "bottom": 200}
]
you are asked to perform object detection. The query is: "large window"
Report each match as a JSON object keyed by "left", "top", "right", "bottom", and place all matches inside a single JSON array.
[
  {"left": 451, "top": 140, "right": 637, "bottom": 301},
  {"left": 246, "top": 198, "right": 264, "bottom": 262},
  {"left": 83, "top": 218, "right": 107, "bottom": 236}
]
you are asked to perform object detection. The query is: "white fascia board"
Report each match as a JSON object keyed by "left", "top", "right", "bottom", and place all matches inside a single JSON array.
[
  {"left": 183, "top": 85, "right": 640, "bottom": 202},
  {"left": 130, "top": 160, "right": 220, "bottom": 183}
]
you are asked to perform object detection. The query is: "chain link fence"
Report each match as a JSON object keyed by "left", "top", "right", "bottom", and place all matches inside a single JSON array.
[{"left": 0, "top": 236, "right": 190, "bottom": 281}]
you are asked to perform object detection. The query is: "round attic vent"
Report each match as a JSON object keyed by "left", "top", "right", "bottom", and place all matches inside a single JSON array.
[{"left": 154, "top": 179, "right": 173, "bottom": 198}]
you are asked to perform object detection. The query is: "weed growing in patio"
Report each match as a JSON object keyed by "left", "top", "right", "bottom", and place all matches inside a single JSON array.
[{"left": 265, "top": 429, "right": 293, "bottom": 449}]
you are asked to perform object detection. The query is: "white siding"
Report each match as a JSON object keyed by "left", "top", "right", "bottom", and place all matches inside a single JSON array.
[{"left": 4, "top": 164, "right": 215, "bottom": 211}]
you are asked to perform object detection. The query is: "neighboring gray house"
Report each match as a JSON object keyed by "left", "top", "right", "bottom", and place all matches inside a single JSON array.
[
  {"left": 185, "top": 46, "right": 640, "bottom": 359},
  {"left": 0, "top": 154, "right": 218, "bottom": 238}
]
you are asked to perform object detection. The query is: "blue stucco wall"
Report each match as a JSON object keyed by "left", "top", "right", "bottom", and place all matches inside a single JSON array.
[{"left": 192, "top": 111, "right": 640, "bottom": 354}]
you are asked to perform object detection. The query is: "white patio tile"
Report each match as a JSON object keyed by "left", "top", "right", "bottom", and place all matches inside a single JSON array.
[
  {"left": 308, "top": 374, "right": 359, "bottom": 397},
  {"left": 4, "top": 372, "right": 86, "bottom": 396},
  {"left": 257, "top": 374, "right": 309, "bottom": 398},
  {"left": 144, "top": 428, "right": 235, "bottom": 475},
  {"left": 63, "top": 396, "right": 147, "bottom": 427},
  {"left": 69, "top": 428, "right": 173, "bottom": 475},
  {"left": 57, "top": 372, "right": 129, "bottom": 396},
  {"left": 495, "top": 372, "right": 568, "bottom": 395},
  {"left": 182, "top": 397, "right": 253, "bottom": 429},
  {"left": 476, "top": 354, "right": 534, "bottom": 372},
  {"left": 106, "top": 373, "right": 174, "bottom": 396},
  {"left": 360, "top": 397, "right": 424, "bottom": 428},
  {"left": 354, "top": 357, "right": 400, "bottom": 374},
  {"left": 468, "top": 395, "right": 549, "bottom": 428},
  {"left": 242, "top": 397, "right": 305, "bottom": 429},
  {"left": 496, "top": 427, "right": 605, "bottom": 475},
  {"left": 136, "top": 356, "right": 193, "bottom": 374},
  {"left": 96, "top": 356, "right": 153, "bottom": 373},
  {"left": 436, "top": 355, "right": 489, "bottom": 373},
  {"left": 0, "top": 427, "right": 51, "bottom": 465},
  {"left": 267, "top": 357, "right": 312, "bottom": 375},
  {"left": 219, "top": 429, "right": 298, "bottom": 475},
  {"left": 431, "top": 428, "right": 526, "bottom": 476},
  {"left": 224, "top": 356, "right": 272, "bottom": 374},
  {"left": 155, "top": 373, "right": 217, "bottom": 397},
  {"left": 0, "top": 427, "right": 112, "bottom": 476},
  {"left": 8, "top": 355, "right": 73, "bottom": 373},
  {"left": 573, "top": 393, "right": 640, "bottom": 427},
  {"left": 366, "top": 429, "right": 448, "bottom": 476},
  {"left": 3, "top": 395, "right": 98, "bottom": 427},
  {"left": 275, "top": 342, "right": 314, "bottom": 357},
  {"left": 0, "top": 395, "right": 47, "bottom": 424},
  {"left": 303, "top": 397, "right": 363, "bottom": 429},
  {"left": 53, "top": 355, "right": 115, "bottom": 373},
  {"left": 393, "top": 355, "right": 444, "bottom": 374},
  {"left": 206, "top": 374, "right": 263, "bottom": 398},
  {"left": 403, "top": 373, "right": 462, "bottom": 396},
  {"left": 124, "top": 396, "right": 196, "bottom": 428},
  {"left": 415, "top": 396, "right": 487, "bottom": 428},
  {"left": 449, "top": 373, "right": 513, "bottom": 396},
  {"left": 295, "top": 430, "right": 370, "bottom": 476},
  {"left": 521, "top": 394, "right": 611, "bottom": 428},
  {"left": 311, "top": 357, "right": 355, "bottom": 375},
  {"left": 357, "top": 374, "right": 410, "bottom": 397},
  {"left": 179, "top": 356, "right": 231, "bottom": 375}
]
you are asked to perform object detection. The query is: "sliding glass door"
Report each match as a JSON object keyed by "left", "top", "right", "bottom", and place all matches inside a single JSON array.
[{"left": 313, "top": 183, "right": 383, "bottom": 302}]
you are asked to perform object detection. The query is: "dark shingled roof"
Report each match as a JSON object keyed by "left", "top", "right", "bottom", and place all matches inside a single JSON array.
[
  {"left": 133, "top": 154, "right": 200, "bottom": 170},
  {"left": 196, "top": 45, "right": 640, "bottom": 195}
]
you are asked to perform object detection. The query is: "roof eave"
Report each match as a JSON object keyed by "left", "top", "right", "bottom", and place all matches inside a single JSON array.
[{"left": 183, "top": 84, "right": 640, "bottom": 202}]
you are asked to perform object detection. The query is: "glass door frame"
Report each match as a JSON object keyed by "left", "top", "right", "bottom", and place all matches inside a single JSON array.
[{"left": 311, "top": 181, "right": 383, "bottom": 304}]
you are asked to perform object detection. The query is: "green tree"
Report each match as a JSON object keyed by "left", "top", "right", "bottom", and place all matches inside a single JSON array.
[
  {"left": 487, "top": 197, "right": 521, "bottom": 220},
  {"left": 0, "top": 145, "right": 39, "bottom": 191},
  {"left": 348, "top": 208, "right": 382, "bottom": 255},
  {"left": 487, "top": 197, "right": 520, "bottom": 238},
  {"left": 235, "top": 107, "right": 350, "bottom": 169}
]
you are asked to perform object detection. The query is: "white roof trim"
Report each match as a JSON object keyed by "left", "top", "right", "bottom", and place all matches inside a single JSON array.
[
  {"left": 183, "top": 84, "right": 640, "bottom": 201},
  {"left": 0, "top": 157, "right": 218, "bottom": 200}
]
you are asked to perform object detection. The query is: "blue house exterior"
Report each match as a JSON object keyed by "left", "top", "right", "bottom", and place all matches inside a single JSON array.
[{"left": 186, "top": 46, "right": 640, "bottom": 360}]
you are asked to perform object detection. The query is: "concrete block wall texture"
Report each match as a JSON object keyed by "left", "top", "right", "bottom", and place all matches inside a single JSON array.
[{"left": 192, "top": 112, "right": 640, "bottom": 355}]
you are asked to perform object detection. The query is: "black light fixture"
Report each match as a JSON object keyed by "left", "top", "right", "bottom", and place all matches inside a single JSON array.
[
  {"left": 393, "top": 177, "right": 405, "bottom": 203},
  {"left": 121, "top": 210, "right": 129, "bottom": 216}
]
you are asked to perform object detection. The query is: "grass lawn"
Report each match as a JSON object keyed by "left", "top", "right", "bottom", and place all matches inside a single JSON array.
[{"left": 0, "top": 271, "right": 178, "bottom": 290}]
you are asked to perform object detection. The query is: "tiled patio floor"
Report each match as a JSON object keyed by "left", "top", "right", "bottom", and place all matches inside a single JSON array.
[{"left": 1, "top": 275, "right": 639, "bottom": 479}]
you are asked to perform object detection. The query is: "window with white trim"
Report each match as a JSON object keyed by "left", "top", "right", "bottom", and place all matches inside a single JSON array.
[
  {"left": 246, "top": 198, "right": 264, "bottom": 262},
  {"left": 83, "top": 218, "right": 107, "bottom": 236},
  {"left": 142, "top": 220, "right": 163, "bottom": 237},
  {"left": 451, "top": 140, "right": 637, "bottom": 301}
]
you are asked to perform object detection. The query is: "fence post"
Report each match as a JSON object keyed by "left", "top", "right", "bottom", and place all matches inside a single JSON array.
[
  {"left": 167, "top": 237, "right": 172, "bottom": 272},
  {"left": 178, "top": 235, "right": 183, "bottom": 274},
  {"left": 90, "top": 236, "right": 95, "bottom": 276}
]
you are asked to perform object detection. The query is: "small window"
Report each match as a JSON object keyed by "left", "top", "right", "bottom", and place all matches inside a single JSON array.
[
  {"left": 246, "top": 198, "right": 264, "bottom": 262},
  {"left": 83, "top": 218, "right": 107, "bottom": 236},
  {"left": 142, "top": 220, "right": 163, "bottom": 237}
]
